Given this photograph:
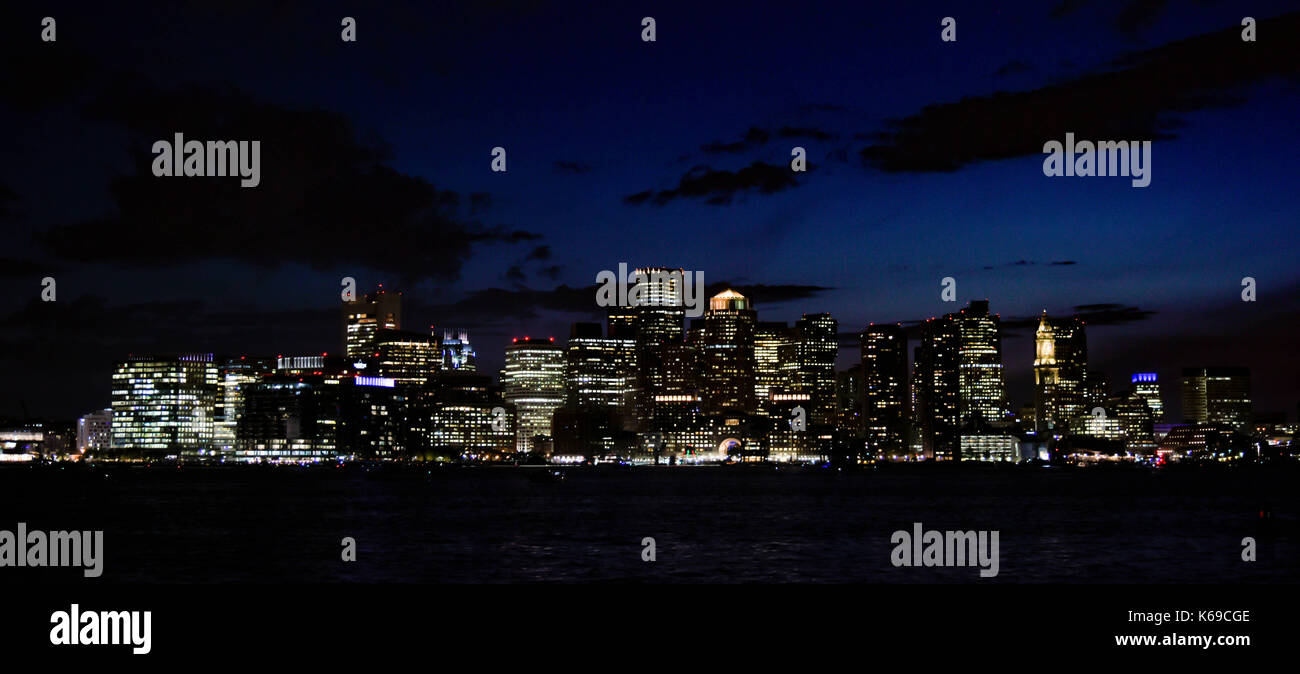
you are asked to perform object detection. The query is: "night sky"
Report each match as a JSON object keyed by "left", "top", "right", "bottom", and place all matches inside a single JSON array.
[{"left": 2, "top": 1, "right": 1297, "bottom": 422}]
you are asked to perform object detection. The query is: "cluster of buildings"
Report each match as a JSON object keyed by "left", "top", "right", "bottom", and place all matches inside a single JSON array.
[{"left": 1, "top": 271, "right": 1292, "bottom": 465}]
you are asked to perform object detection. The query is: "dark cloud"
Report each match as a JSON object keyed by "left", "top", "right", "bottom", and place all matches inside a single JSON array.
[
  {"left": 624, "top": 162, "right": 799, "bottom": 206},
  {"left": 701, "top": 127, "right": 771, "bottom": 154},
  {"left": 1070, "top": 303, "right": 1157, "bottom": 325},
  {"left": 31, "top": 82, "right": 539, "bottom": 285},
  {"left": 979, "top": 259, "right": 1080, "bottom": 270},
  {"left": 861, "top": 12, "right": 1300, "bottom": 172},
  {"left": 776, "top": 126, "right": 837, "bottom": 141},
  {"left": 705, "top": 283, "right": 834, "bottom": 306}
]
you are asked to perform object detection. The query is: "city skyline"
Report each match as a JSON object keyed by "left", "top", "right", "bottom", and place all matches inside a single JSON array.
[
  {"left": 1, "top": 275, "right": 1294, "bottom": 428},
  {"left": 7, "top": 280, "right": 1282, "bottom": 465},
  {"left": 2, "top": 3, "right": 1297, "bottom": 425}
]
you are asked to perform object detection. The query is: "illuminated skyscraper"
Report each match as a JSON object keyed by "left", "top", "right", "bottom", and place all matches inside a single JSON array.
[
  {"left": 913, "top": 316, "right": 960, "bottom": 459},
  {"left": 632, "top": 267, "right": 688, "bottom": 430},
  {"left": 754, "top": 322, "right": 792, "bottom": 417},
  {"left": 701, "top": 289, "right": 757, "bottom": 415},
  {"left": 1033, "top": 312, "right": 1087, "bottom": 435},
  {"left": 374, "top": 329, "right": 441, "bottom": 385},
  {"left": 1131, "top": 372, "right": 1164, "bottom": 421},
  {"left": 110, "top": 353, "right": 219, "bottom": 459},
  {"left": 607, "top": 304, "right": 638, "bottom": 339},
  {"left": 564, "top": 322, "right": 634, "bottom": 411},
  {"left": 835, "top": 364, "right": 863, "bottom": 436},
  {"left": 441, "top": 330, "right": 477, "bottom": 371},
  {"left": 502, "top": 337, "right": 565, "bottom": 453},
  {"left": 860, "top": 324, "right": 909, "bottom": 455},
  {"left": 955, "top": 300, "right": 1006, "bottom": 427},
  {"left": 1181, "top": 367, "right": 1252, "bottom": 431},
  {"left": 215, "top": 356, "right": 275, "bottom": 457},
  {"left": 784, "top": 313, "right": 838, "bottom": 426},
  {"left": 341, "top": 284, "right": 402, "bottom": 359}
]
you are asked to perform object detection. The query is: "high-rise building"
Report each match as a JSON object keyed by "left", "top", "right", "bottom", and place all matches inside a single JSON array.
[
  {"left": 913, "top": 316, "right": 960, "bottom": 459},
  {"left": 785, "top": 313, "right": 838, "bottom": 426},
  {"left": 632, "top": 267, "right": 688, "bottom": 430},
  {"left": 564, "top": 322, "right": 634, "bottom": 411},
  {"left": 701, "top": 289, "right": 757, "bottom": 415},
  {"left": 1033, "top": 312, "right": 1087, "bottom": 435},
  {"left": 861, "top": 324, "right": 909, "bottom": 455},
  {"left": 76, "top": 409, "right": 113, "bottom": 456},
  {"left": 420, "top": 371, "right": 514, "bottom": 461},
  {"left": 341, "top": 284, "right": 402, "bottom": 359},
  {"left": 955, "top": 300, "right": 1006, "bottom": 427},
  {"left": 374, "top": 329, "right": 441, "bottom": 385},
  {"left": 110, "top": 353, "right": 219, "bottom": 459},
  {"left": 754, "top": 322, "right": 792, "bottom": 417},
  {"left": 1115, "top": 393, "right": 1156, "bottom": 452},
  {"left": 607, "top": 304, "right": 638, "bottom": 339},
  {"left": 502, "top": 336, "right": 565, "bottom": 454},
  {"left": 835, "top": 364, "right": 863, "bottom": 436},
  {"left": 215, "top": 356, "right": 275, "bottom": 457},
  {"left": 1182, "top": 367, "right": 1252, "bottom": 431},
  {"left": 441, "top": 330, "right": 477, "bottom": 371},
  {"left": 235, "top": 374, "right": 339, "bottom": 462},
  {"left": 1083, "top": 370, "right": 1111, "bottom": 410},
  {"left": 1131, "top": 373, "right": 1164, "bottom": 422}
]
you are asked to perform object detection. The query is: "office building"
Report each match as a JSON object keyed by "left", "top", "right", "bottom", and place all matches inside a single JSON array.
[
  {"left": 342, "top": 284, "right": 402, "bottom": 359},
  {"left": 76, "top": 409, "right": 113, "bottom": 456},
  {"left": 701, "top": 289, "right": 757, "bottom": 415},
  {"left": 110, "top": 353, "right": 219, "bottom": 459},
  {"left": 1033, "top": 312, "right": 1087, "bottom": 435},
  {"left": 1182, "top": 367, "right": 1252, "bottom": 431},
  {"left": 502, "top": 336, "right": 565, "bottom": 454},
  {"left": 860, "top": 324, "right": 909, "bottom": 455}
]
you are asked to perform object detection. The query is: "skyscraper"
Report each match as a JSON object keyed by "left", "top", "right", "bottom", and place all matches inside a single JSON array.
[
  {"left": 785, "top": 313, "right": 838, "bottom": 426},
  {"left": 502, "top": 336, "right": 565, "bottom": 454},
  {"left": 564, "top": 322, "right": 632, "bottom": 411},
  {"left": 374, "top": 329, "right": 441, "bottom": 385},
  {"left": 861, "top": 324, "right": 909, "bottom": 455},
  {"left": 701, "top": 289, "right": 757, "bottom": 415},
  {"left": 632, "top": 267, "right": 688, "bottom": 430},
  {"left": 955, "top": 300, "right": 1006, "bottom": 428},
  {"left": 913, "top": 316, "right": 960, "bottom": 459},
  {"left": 440, "top": 330, "right": 478, "bottom": 371},
  {"left": 341, "top": 284, "right": 402, "bottom": 359},
  {"left": 215, "top": 356, "right": 275, "bottom": 458},
  {"left": 1182, "top": 367, "right": 1252, "bottom": 431},
  {"left": 1131, "top": 372, "right": 1164, "bottom": 421},
  {"left": 754, "top": 322, "right": 792, "bottom": 417},
  {"left": 111, "top": 353, "right": 219, "bottom": 459},
  {"left": 1033, "top": 312, "right": 1087, "bottom": 435}
]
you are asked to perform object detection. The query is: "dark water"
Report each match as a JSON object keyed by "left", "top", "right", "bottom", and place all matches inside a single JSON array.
[{"left": 1, "top": 464, "right": 1295, "bottom": 583}]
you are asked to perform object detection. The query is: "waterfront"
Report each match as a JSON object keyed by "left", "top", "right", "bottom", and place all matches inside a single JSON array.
[{"left": 1, "top": 464, "right": 1295, "bottom": 583}]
